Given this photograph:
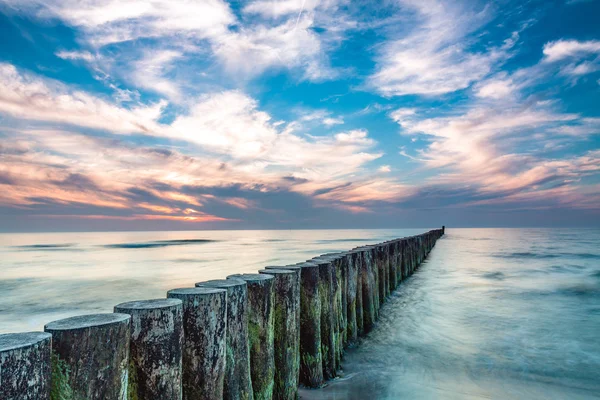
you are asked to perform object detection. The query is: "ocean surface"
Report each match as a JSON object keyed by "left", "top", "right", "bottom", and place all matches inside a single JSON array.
[{"left": 1, "top": 228, "right": 599, "bottom": 399}]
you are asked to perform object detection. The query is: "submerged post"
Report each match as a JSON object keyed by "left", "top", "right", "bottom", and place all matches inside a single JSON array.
[
  {"left": 44, "top": 313, "right": 130, "bottom": 400},
  {"left": 227, "top": 273, "right": 275, "bottom": 400},
  {"left": 258, "top": 268, "right": 300, "bottom": 400},
  {"left": 195, "top": 279, "right": 253, "bottom": 400},
  {"left": 0, "top": 332, "right": 52, "bottom": 399},
  {"left": 114, "top": 299, "right": 184, "bottom": 400},
  {"left": 167, "top": 287, "right": 227, "bottom": 400}
]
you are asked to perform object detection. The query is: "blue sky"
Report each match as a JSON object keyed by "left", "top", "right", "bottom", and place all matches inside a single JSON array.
[{"left": 0, "top": 0, "right": 598, "bottom": 231}]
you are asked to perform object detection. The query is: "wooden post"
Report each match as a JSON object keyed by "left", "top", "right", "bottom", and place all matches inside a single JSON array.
[
  {"left": 346, "top": 250, "right": 360, "bottom": 343},
  {"left": 114, "top": 299, "right": 183, "bottom": 400},
  {"left": 258, "top": 269, "right": 300, "bottom": 400},
  {"left": 0, "top": 332, "right": 51, "bottom": 399},
  {"left": 310, "top": 257, "right": 337, "bottom": 379},
  {"left": 167, "top": 287, "right": 227, "bottom": 400},
  {"left": 195, "top": 279, "right": 253, "bottom": 400},
  {"left": 288, "top": 261, "right": 323, "bottom": 388},
  {"left": 44, "top": 313, "right": 130, "bottom": 400},
  {"left": 227, "top": 274, "right": 275, "bottom": 400}
]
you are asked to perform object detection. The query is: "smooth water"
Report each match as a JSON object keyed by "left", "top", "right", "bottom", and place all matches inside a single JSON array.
[
  {"left": 0, "top": 228, "right": 421, "bottom": 333},
  {"left": 303, "top": 228, "right": 600, "bottom": 399},
  {"left": 1, "top": 228, "right": 599, "bottom": 399}
]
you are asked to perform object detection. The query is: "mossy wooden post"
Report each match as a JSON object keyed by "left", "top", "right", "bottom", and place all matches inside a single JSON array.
[
  {"left": 265, "top": 265, "right": 302, "bottom": 390},
  {"left": 386, "top": 242, "right": 396, "bottom": 293},
  {"left": 258, "top": 269, "right": 299, "bottom": 400},
  {"left": 44, "top": 313, "right": 130, "bottom": 400},
  {"left": 195, "top": 279, "right": 253, "bottom": 400},
  {"left": 339, "top": 252, "right": 350, "bottom": 349},
  {"left": 167, "top": 287, "right": 227, "bottom": 400},
  {"left": 358, "top": 246, "right": 376, "bottom": 333},
  {"left": 227, "top": 274, "right": 275, "bottom": 400},
  {"left": 345, "top": 250, "right": 358, "bottom": 346},
  {"left": 394, "top": 240, "right": 403, "bottom": 285},
  {"left": 289, "top": 261, "right": 323, "bottom": 388},
  {"left": 376, "top": 244, "right": 387, "bottom": 303},
  {"left": 114, "top": 299, "right": 183, "bottom": 400},
  {"left": 0, "top": 332, "right": 51, "bottom": 399},
  {"left": 311, "top": 257, "right": 337, "bottom": 379},
  {"left": 351, "top": 250, "right": 364, "bottom": 337},
  {"left": 315, "top": 253, "right": 344, "bottom": 367}
]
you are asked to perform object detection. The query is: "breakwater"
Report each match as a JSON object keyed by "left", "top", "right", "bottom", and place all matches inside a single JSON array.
[{"left": 0, "top": 228, "right": 444, "bottom": 399}]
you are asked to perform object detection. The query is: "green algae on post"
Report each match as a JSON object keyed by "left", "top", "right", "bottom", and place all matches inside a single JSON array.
[
  {"left": 167, "top": 287, "right": 227, "bottom": 400},
  {"left": 227, "top": 273, "right": 275, "bottom": 400},
  {"left": 114, "top": 299, "right": 184, "bottom": 400},
  {"left": 195, "top": 279, "right": 253, "bottom": 400},
  {"left": 44, "top": 313, "right": 131, "bottom": 400},
  {"left": 258, "top": 269, "right": 300, "bottom": 400}
]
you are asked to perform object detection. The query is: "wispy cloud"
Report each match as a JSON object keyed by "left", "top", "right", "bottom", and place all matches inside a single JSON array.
[{"left": 368, "top": 0, "right": 518, "bottom": 96}]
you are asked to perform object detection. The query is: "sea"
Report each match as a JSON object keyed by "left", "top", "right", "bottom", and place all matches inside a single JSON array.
[{"left": 1, "top": 228, "right": 599, "bottom": 399}]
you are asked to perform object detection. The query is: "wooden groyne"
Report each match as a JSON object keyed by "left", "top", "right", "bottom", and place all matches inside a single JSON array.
[{"left": 0, "top": 228, "right": 444, "bottom": 400}]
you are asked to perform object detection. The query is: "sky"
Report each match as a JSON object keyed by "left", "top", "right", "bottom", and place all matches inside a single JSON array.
[{"left": 0, "top": 0, "right": 599, "bottom": 232}]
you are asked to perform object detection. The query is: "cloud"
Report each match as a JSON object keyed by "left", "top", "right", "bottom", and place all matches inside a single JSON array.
[
  {"left": 388, "top": 95, "right": 599, "bottom": 209},
  {"left": 212, "top": 16, "right": 338, "bottom": 82},
  {"left": 543, "top": 39, "right": 600, "bottom": 62},
  {"left": 128, "top": 50, "right": 183, "bottom": 100},
  {"left": 2, "top": 0, "right": 346, "bottom": 88},
  {"left": 368, "top": 0, "right": 517, "bottom": 96},
  {"left": 56, "top": 50, "right": 95, "bottom": 62},
  {"left": 474, "top": 77, "right": 516, "bottom": 99},
  {"left": 323, "top": 117, "right": 344, "bottom": 126},
  {"left": 378, "top": 165, "right": 391, "bottom": 173},
  {"left": 0, "top": 63, "right": 391, "bottom": 223},
  {"left": 0, "top": 63, "right": 165, "bottom": 134}
]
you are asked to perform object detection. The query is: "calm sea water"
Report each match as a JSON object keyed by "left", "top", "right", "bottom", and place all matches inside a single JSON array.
[{"left": 1, "top": 228, "right": 599, "bottom": 399}]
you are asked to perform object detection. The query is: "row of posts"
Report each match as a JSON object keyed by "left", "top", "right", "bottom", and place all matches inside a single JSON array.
[{"left": 0, "top": 228, "right": 445, "bottom": 400}]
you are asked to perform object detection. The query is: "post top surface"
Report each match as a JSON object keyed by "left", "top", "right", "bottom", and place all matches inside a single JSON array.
[
  {"left": 45, "top": 313, "right": 130, "bottom": 331},
  {"left": 196, "top": 278, "right": 246, "bottom": 288},
  {"left": 294, "top": 261, "right": 319, "bottom": 268},
  {"left": 167, "top": 287, "right": 226, "bottom": 296},
  {"left": 265, "top": 265, "right": 301, "bottom": 270},
  {"left": 114, "top": 298, "right": 182, "bottom": 311},
  {"left": 258, "top": 269, "right": 295, "bottom": 275},
  {"left": 227, "top": 273, "right": 274, "bottom": 282},
  {"left": 0, "top": 332, "right": 51, "bottom": 352}
]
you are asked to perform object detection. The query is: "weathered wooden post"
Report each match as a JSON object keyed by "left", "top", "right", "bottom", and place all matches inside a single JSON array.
[
  {"left": 44, "top": 313, "right": 130, "bottom": 400},
  {"left": 345, "top": 250, "right": 359, "bottom": 345},
  {"left": 357, "top": 246, "right": 376, "bottom": 333},
  {"left": 0, "top": 332, "right": 51, "bottom": 399},
  {"left": 258, "top": 268, "right": 300, "bottom": 400},
  {"left": 227, "top": 273, "right": 275, "bottom": 400},
  {"left": 113, "top": 299, "right": 183, "bottom": 400},
  {"left": 351, "top": 250, "right": 364, "bottom": 337},
  {"left": 339, "top": 252, "right": 350, "bottom": 349},
  {"left": 289, "top": 261, "right": 323, "bottom": 388},
  {"left": 194, "top": 279, "right": 253, "bottom": 400},
  {"left": 375, "top": 245, "right": 387, "bottom": 304},
  {"left": 315, "top": 253, "right": 345, "bottom": 366},
  {"left": 386, "top": 242, "right": 397, "bottom": 293},
  {"left": 167, "top": 287, "right": 227, "bottom": 400},
  {"left": 310, "top": 257, "right": 337, "bottom": 379}
]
